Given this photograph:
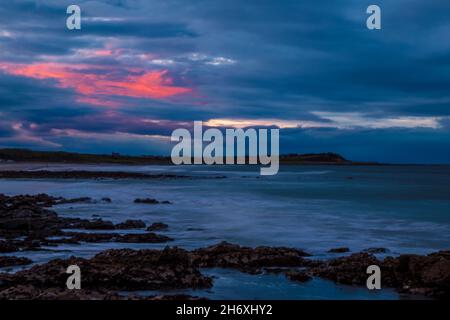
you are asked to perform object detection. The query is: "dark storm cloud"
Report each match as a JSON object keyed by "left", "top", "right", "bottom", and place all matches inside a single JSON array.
[
  {"left": 0, "top": 0, "right": 449, "bottom": 162},
  {"left": 83, "top": 21, "right": 197, "bottom": 38}
]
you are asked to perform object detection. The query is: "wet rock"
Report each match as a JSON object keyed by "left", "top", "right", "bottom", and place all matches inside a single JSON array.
[
  {"left": 190, "top": 241, "right": 314, "bottom": 274},
  {"left": 147, "top": 222, "right": 168, "bottom": 231},
  {"left": 70, "top": 219, "right": 115, "bottom": 230},
  {"left": 134, "top": 198, "right": 158, "bottom": 204},
  {"left": 328, "top": 247, "right": 350, "bottom": 253},
  {"left": 58, "top": 197, "right": 93, "bottom": 204},
  {"left": 364, "top": 247, "right": 389, "bottom": 254},
  {"left": 310, "top": 253, "right": 379, "bottom": 285},
  {"left": 0, "top": 239, "right": 44, "bottom": 252},
  {"left": 0, "top": 285, "right": 205, "bottom": 300},
  {"left": 0, "top": 194, "right": 81, "bottom": 240},
  {"left": 284, "top": 270, "right": 312, "bottom": 283},
  {"left": 0, "top": 285, "right": 124, "bottom": 300},
  {"left": 0, "top": 171, "right": 188, "bottom": 180},
  {"left": 0, "top": 241, "right": 20, "bottom": 253},
  {"left": 115, "top": 220, "right": 146, "bottom": 229},
  {"left": 118, "top": 233, "right": 173, "bottom": 243},
  {"left": 0, "top": 193, "right": 60, "bottom": 208},
  {"left": 0, "top": 201, "right": 59, "bottom": 233},
  {"left": 309, "top": 250, "right": 450, "bottom": 298},
  {"left": 101, "top": 198, "right": 112, "bottom": 203},
  {"left": 263, "top": 267, "right": 290, "bottom": 274},
  {"left": 0, "top": 256, "right": 32, "bottom": 268},
  {"left": 187, "top": 227, "right": 205, "bottom": 231},
  {"left": 1, "top": 193, "right": 175, "bottom": 252},
  {"left": 146, "top": 294, "right": 207, "bottom": 301},
  {"left": 0, "top": 247, "right": 213, "bottom": 293},
  {"left": 134, "top": 198, "right": 172, "bottom": 205},
  {"left": 65, "top": 232, "right": 173, "bottom": 243},
  {"left": 0, "top": 194, "right": 94, "bottom": 207},
  {"left": 382, "top": 251, "right": 450, "bottom": 298}
]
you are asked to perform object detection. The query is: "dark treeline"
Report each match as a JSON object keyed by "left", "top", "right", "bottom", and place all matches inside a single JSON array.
[{"left": 0, "top": 148, "right": 369, "bottom": 165}]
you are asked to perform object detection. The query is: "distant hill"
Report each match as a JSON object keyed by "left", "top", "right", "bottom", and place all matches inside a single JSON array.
[
  {"left": 280, "top": 152, "right": 349, "bottom": 164},
  {"left": 0, "top": 148, "right": 359, "bottom": 165},
  {"left": 0, "top": 148, "right": 170, "bottom": 165}
]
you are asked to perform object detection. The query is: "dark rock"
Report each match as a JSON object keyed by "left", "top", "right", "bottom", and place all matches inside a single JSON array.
[
  {"left": 134, "top": 198, "right": 171, "bottom": 204},
  {"left": 58, "top": 197, "right": 93, "bottom": 204},
  {"left": 263, "top": 267, "right": 290, "bottom": 274},
  {"left": 284, "top": 270, "right": 312, "bottom": 283},
  {"left": 115, "top": 220, "right": 146, "bottom": 229},
  {"left": 187, "top": 227, "right": 205, "bottom": 231},
  {"left": 310, "top": 253, "right": 379, "bottom": 285},
  {"left": 101, "top": 198, "right": 112, "bottom": 203},
  {"left": 328, "top": 247, "right": 350, "bottom": 253},
  {"left": 0, "top": 193, "right": 173, "bottom": 252},
  {"left": 310, "top": 250, "right": 450, "bottom": 298},
  {"left": 70, "top": 219, "right": 115, "bottom": 230},
  {"left": 146, "top": 294, "right": 207, "bottom": 301},
  {"left": 0, "top": 241, "right": 19, "bottom": 253},
  {"left": 0, "top": 285, "right": 124, "bottom": 300},
  {"left": 0, "top": 239, "right": 43, "bottom": 252},
  {"left": 134, "top": 198, "right": 158, "bottom": 204},
  {"left": 0, "top": 247, "right": 213, "bottom": 294},
  {"left": 0, "top": 193, "right": 60, "bottom": 208},
  {"left": 0, "top": 256, "right": 32, "bottom": 268},
  {"left": 65, "top": 232, "right": 173, "bottom": 243},
  {"left": 364, "top": 247, "right": 389, "bottom": 254},
  {"left": 0, "top": 284, "right": 206, "bottom": 300},
  {"left": 147, "top": 222, "right": 168, "bottom": 231},
  {"left": 117, "top": 233, "right": 173, "bottom": 243},
  {"left": 382, "top": 251, "right": 450, "bottom": 298},
  {"left": 190, "top": 241, "right": 314, "bottom": 274},
  {"left": 2, "top": 193, "right": 449, "bottom": 299},
  {"left": 0, "top": 194, "right": 102, "bottom": 241},
  {"left": 0, "top": 171, "right": 188, "bottom": 180}
]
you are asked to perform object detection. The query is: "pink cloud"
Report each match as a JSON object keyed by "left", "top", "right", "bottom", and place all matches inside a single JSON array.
[
  {"left": 0, "top": 62, "right": 192, "bottom": 107},
  {"left": 93, "top": 49, "right": 114, "bottom": 57}
]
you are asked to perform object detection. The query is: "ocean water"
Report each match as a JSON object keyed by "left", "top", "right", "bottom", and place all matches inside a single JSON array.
[{"left": 1, "top": 164, "right": 449, "bottom": 299}]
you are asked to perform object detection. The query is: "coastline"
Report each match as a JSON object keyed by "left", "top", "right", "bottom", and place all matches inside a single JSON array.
[
  {"left": 1, "top": 162, "right": 449, "bottom": 300},
  {"left": 0, "top": 193, "right": 449, "bottom": 300}
]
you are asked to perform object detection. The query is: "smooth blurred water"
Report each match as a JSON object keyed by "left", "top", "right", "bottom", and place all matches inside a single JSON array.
[{"left": 1, "top": 164, "right": 449, "bottom": 299}]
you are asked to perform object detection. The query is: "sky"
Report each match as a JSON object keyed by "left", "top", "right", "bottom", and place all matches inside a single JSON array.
[{"left": 0, "top": 0, "right": 449, "bottom": 163}]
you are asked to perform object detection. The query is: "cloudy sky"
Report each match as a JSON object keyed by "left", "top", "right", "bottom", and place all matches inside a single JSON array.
[{"left": 0, "top": 0, "right": 449, "bottom": 163}]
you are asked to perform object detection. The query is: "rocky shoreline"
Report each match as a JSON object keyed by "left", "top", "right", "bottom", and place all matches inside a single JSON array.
[
  {"left": 0, "top": 170, "right": 228, "bottom": 180},
  {"left": 0, "top": 193, "right": 449, "bottom": 300},
  {"left": 0, "top": 170, "right": 188, "bottom": 180}
]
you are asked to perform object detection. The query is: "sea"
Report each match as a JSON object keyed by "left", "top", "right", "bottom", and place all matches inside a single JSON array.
[{"left": 1, "top": 164, "right": 449, "bottom": 299}]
